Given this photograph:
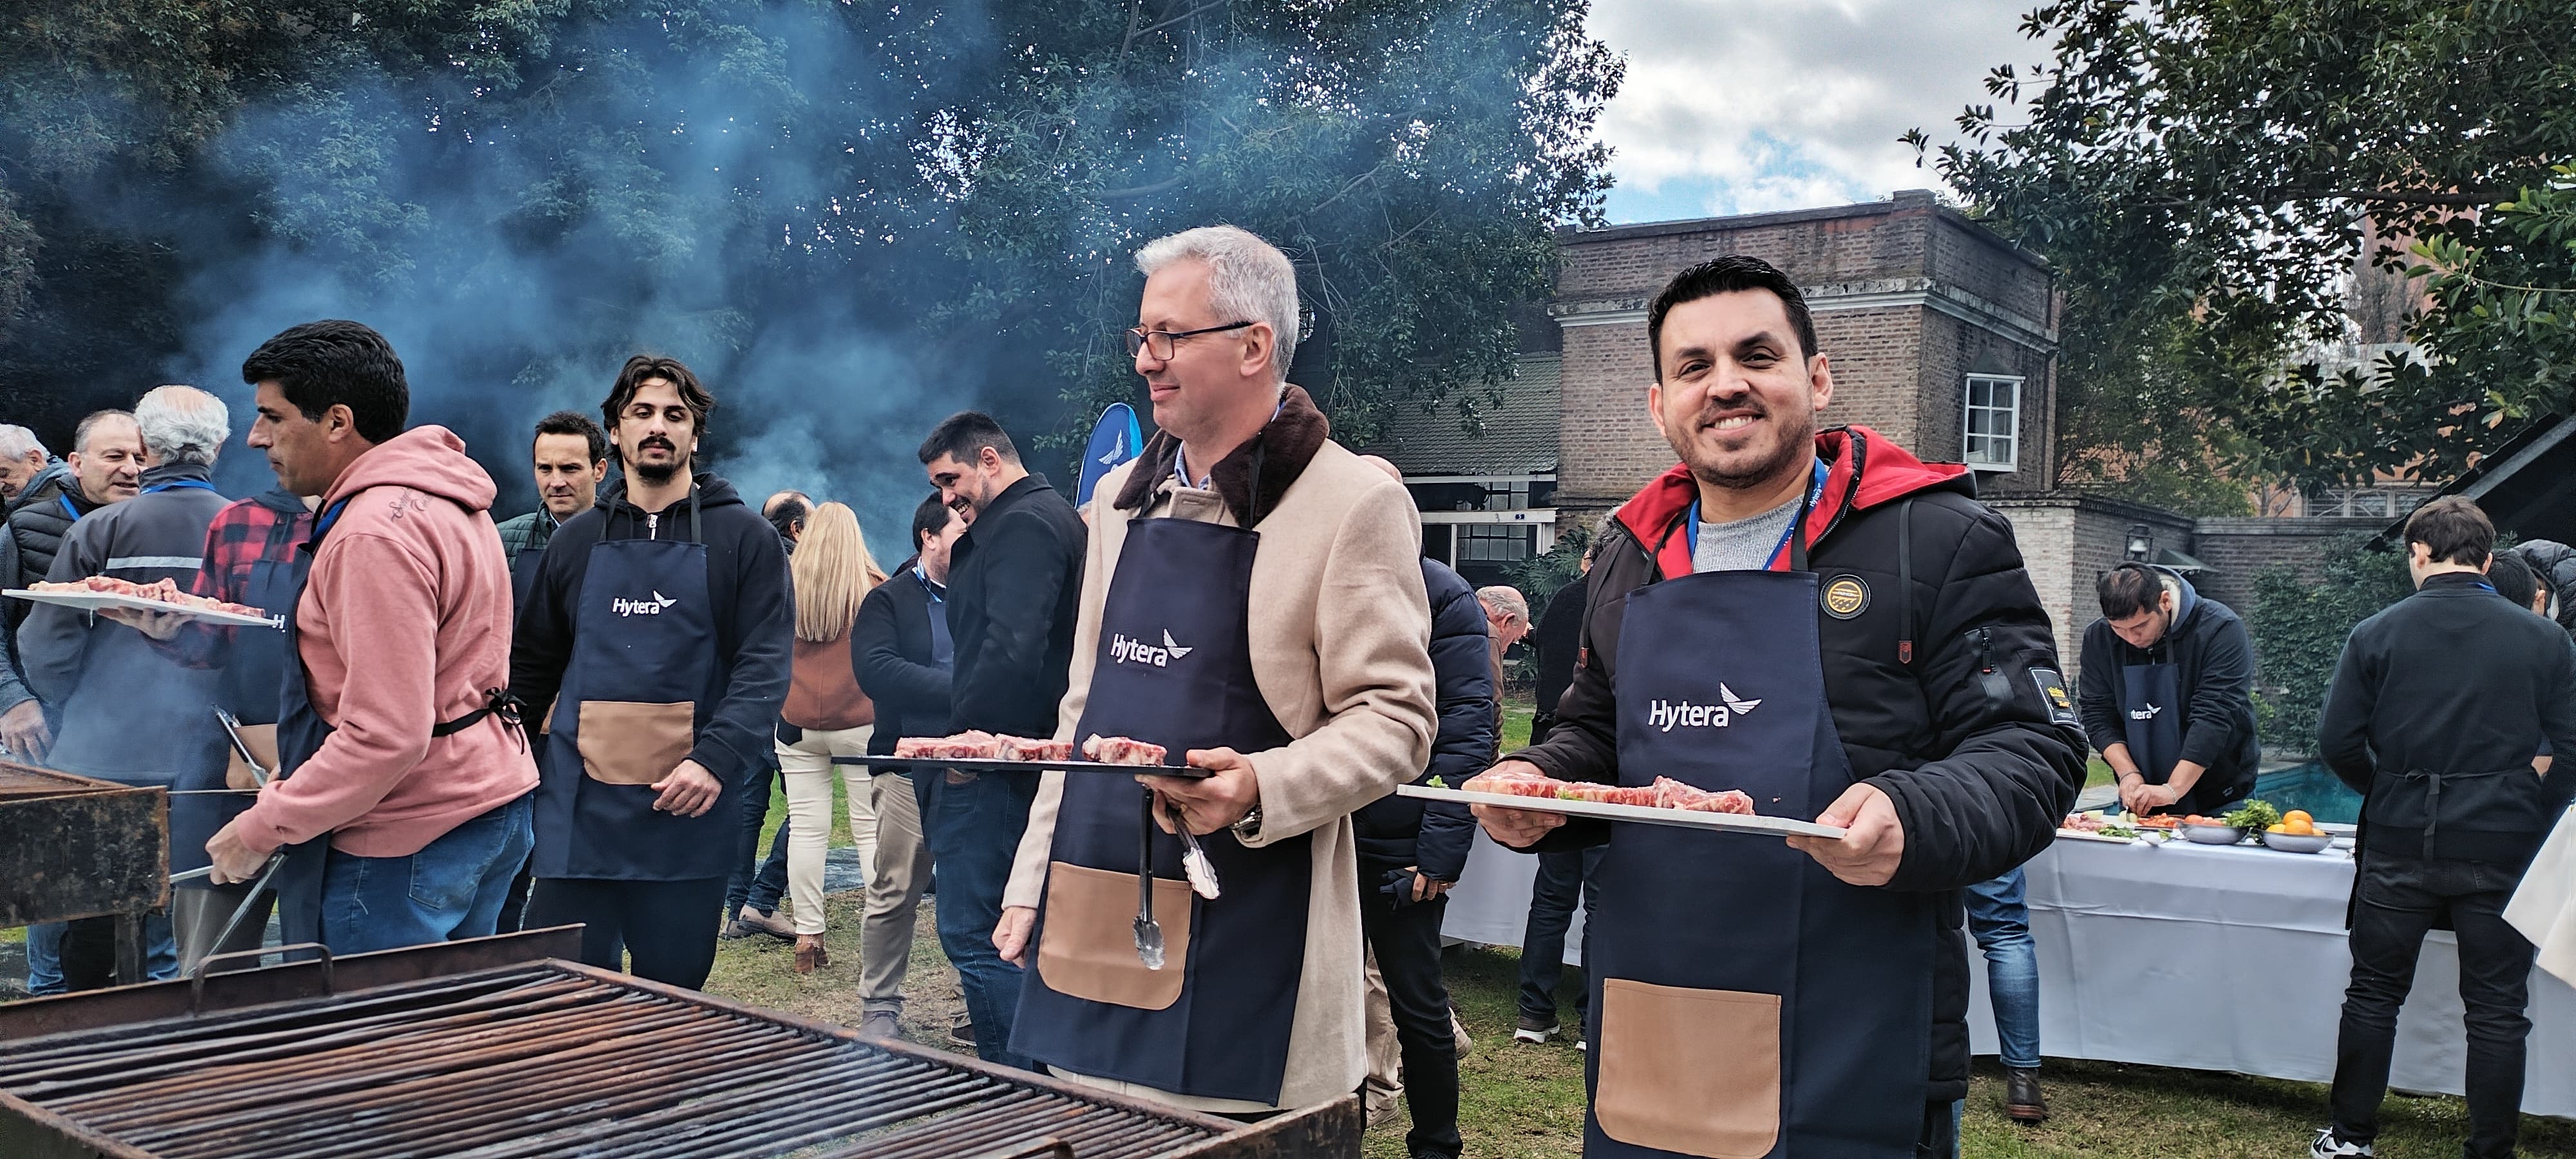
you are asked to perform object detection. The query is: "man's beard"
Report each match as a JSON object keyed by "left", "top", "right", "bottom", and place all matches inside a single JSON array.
[
  {"left": 634, "top": 457, "right": 685, "bottom": 486},
  {"left": 1682, "top": 406, "right": 1816, "bottom": 492}
]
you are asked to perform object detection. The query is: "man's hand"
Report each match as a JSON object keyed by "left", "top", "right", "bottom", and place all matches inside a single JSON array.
[
  {"left": 2114, "top": 775, "right": 2150, "bottom": 815},
  {"left": 1406, "top": 867, "right": 1454, "bottom": 903},
  {"left": 994, "top": 904, "right": 1037, "bottom": 966},
  {"left": 1468, "top": 759, "right": 1566, "bottom": 849},
  {"left": 2133, "top": 782, "right": 2184, "bottom": 811},
  {"left": 205, "top": 818, "right": 269, "bottom": 885},
  {"left": 1787, "top": 781, "right": 1904, "bottom": 887},
  {"left": 97, "top": 607, "right": 187, "bottom": 641},
  {"left": 1144, "top": 748, "right": 1260, "bottom": 834},
  {"left": 651, "top": 760, "right": 723, "bottom": 818},
  {"left": 0, "top": 699, "right": 50, "bottom": 762}
]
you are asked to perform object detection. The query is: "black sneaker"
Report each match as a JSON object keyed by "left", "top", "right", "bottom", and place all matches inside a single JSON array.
[
  {"left": 1512, "top": 1013, "right": 1559, "bottom": 1044},
  {"left": 2003, "top": 1067, "right": 2046, "bottom": 1124}
]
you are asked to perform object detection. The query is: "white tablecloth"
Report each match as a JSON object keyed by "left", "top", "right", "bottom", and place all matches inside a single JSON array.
[
  {"left": 1440, "top": 829, "right": 1583, "bottom": 962},
  {"left": 1967, "top": 836, "right": 2576, "bottom": 1117}
]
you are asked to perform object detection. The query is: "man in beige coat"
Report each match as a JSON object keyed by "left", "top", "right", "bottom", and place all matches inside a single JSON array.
[{"left": 993, "top": 224, "right": 1436, "bottom": 1117}]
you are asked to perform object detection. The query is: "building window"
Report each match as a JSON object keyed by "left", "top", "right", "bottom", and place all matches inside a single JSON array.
[
  {"left": 1963, "top": 374, "right": 2022, "bottom": 471},
  {"left": 1459, "top": 523, "right": 1533, "bottom": 563},
  {"left": 2311, "top": 487, "right": 2432, "bottom": 518}
]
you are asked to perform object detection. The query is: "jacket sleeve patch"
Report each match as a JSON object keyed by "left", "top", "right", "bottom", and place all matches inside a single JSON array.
[{"left": 2029, "top": 666, "right": 2079, "bottom": 728}]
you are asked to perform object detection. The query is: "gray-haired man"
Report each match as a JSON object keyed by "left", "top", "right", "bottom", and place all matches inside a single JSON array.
[{"left": 16, "top": 386, "right": 233, "bottom": 990}]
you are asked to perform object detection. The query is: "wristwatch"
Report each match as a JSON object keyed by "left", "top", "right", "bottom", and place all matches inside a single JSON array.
[{"left": 1229, "top": 804, "right": 1264, "bottom": 841}]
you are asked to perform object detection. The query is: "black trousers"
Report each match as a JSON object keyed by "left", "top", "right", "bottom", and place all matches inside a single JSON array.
[
  {"left": 525, "top": 876, "right": 730, "bottom": 990},
  {"left": 2331, "top": 853, "right": 2537, "bottom": 1159},
  {"left": 1359, "top": 866, "right": 1461, "bottom": 1158},
  {"left": 1517, "top": 845, "right": 1603, "bottom": 1026}
]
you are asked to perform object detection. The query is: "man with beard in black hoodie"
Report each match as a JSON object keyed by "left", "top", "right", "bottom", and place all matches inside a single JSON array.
[
  {"left": 1472, "top": 256, "right": 2083, "bottom": 1158},
  {"left": 512, "top": 355, "right": 793, "bottom": 990}
]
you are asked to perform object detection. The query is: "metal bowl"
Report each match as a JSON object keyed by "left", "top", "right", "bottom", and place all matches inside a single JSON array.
[
  {"left": 2180, "top": 822, "right": 2246, "bottom": 845},
  {"left": 2262, "top": 830, "right": 2334, "bottom": 854}
]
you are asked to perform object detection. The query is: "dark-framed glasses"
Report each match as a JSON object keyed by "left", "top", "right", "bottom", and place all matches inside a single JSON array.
[{"left": 1123, "top": 321, "right": 1255, "bottom": 360}]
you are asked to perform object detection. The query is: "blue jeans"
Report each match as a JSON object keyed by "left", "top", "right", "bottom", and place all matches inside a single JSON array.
[
  {"left": 1964, "top": 867, "right": 2040, "bottom": 1070},
  {"left": 1517, "top": 845, "right": 1604, "bottom": 1026},
  {"left": 917, "top": 769, "right": 1037, "bottom": 1069},
  {"left": 319, "top": 795, "right": 535, "bottom": 955},
  {"left": 726, "top": 763, "right": 790, "bottom": 917},
  {"left": 27, "top": 914, "right": 177, "bottom": 994}
]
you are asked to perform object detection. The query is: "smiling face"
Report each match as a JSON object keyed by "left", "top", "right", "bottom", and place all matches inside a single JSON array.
[
  {"left": 533, "top": 431, "right": 605, "bottom": 520},
  {"left": 1133, "top": 258, "right": 1274, "bottom": 447},
  {"left": 611, "top": 378, "right": 699, "bottom": 486},
  {"left": 69, "top": 415, "right": 144, "bottom": 504},
  {"left": 1647, "top": 289, "right": 1832, "bottom": 493}
]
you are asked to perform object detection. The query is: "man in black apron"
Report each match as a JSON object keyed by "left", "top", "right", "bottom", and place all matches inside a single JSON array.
[
  {"left": 202, "top": 321, "right": 540, "bottom": 957},
  {"left": 2076, "top": 562, "right": 2259, "bottom": 818},
  {"left": 511, "top": 355, "right": 791, "bottom": 990},
  {"left": 990, "top": 225, "right": 1438, "bottom": 1115},
  {"left": 1474, "top": 256, "right": 2085, "bottom": 1158}
]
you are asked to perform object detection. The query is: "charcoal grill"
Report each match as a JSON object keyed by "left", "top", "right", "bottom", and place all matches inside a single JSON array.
[
  {"left": 0, "top": 930, "right": 1358, "bottom": 1158},
  {"left": 0, "top": 761, "right": 169, "bottom": 986}
]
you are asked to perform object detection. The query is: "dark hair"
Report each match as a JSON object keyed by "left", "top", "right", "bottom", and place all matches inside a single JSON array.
[
  {"left": 2096, "top": 563, "right": 2165, "bottom": 621},
  {"left": 765, "top": 491, "right": 811, "bottom": 540},
  {"left": 2488, "top": 551, "right": 2539, "bottom": 611},
  {"left": 240, "top": 320, "right": 409, "bottom": 444},
  {"left": 916, "top": 411, "right": 1019, "bottom": 467},
  {"left": 532, "top": 410, "right": 608, "bottom": 464},
  {"left": 601, "top": 355, "right": 715, "bottom": 461},
  {"left": 911, "top": 491, "right": 956, "bottom": 549},
  {"left": 71, "top": 409, "right": 135, "bottom": 453},
  {"left": 2402, "top": 496, "right": 2494, "bottom": 567},
  {"left": 1645, "top": 255, "right": 1817, "bottom": 380}
]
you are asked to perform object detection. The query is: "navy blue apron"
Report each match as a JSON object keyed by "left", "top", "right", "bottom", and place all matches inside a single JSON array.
[
  {"left": 532, "top": 493, "right": 730, "bottom": 881},
  {"left": 1011, "top": 514, "right": 1309, "bottom": 1105},
  {"left": 274, "top": 496, "right": 526, "bottom": 949},
  {"left": 2117, "top": 659, "right": 2187, "bottom": 814},
  {"left": 1587, "top": 503, "right": 1931, "bottom": 1158},
  {"left": 169, "top": 505, "right": 300, "bottom": 885}
]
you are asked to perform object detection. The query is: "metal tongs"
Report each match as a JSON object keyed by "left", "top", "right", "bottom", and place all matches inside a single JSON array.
[
  {"left": 1134, "top": 788, "right": 1165, "bottom": 970},
  {"left": 170, "top": 710, "right": 285, "bottom": 921},
  {"left": 214, "top": 708, "right": 269, "bottom": 784}
]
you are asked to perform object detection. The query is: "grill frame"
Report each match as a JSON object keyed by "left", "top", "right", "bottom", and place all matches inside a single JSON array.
[
  {"left": 0, "top": 932, "right": 1359, "bottom": 1158},
  {"left": 0, "top": 762, "right": 167, "bottom": 929}
]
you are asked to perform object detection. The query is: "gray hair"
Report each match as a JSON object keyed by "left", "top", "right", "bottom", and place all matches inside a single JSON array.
[
  {"left": 1134, "top": 225, "right": 1300, "bottom": 379},
  {"left": 1477, "top": 585, "right": 1530, "bottom": 623},
  {"left": 133, "top": 386, "right": 231, "bottom": 467},
  {"left": 0, "top": 424, "right": 44, "bottom": 462}
]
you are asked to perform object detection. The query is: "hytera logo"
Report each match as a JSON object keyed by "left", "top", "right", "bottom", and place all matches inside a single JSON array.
[
  {"left": 1647, "top": 684, "right": 1764, "bottom": 733},
  {"left": 2129, "top": 703, "right": 2163, "bottom": 721},
  {"left": 614, "top": 591, "right": 679, "bottom": 617},
  {"left": 1109, "top": 629, "right": 1195, "bottom": 667}
]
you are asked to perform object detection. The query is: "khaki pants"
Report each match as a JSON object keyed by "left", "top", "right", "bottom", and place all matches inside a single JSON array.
[
  {"left": 779, "top": 725, "right": 876, "bottom": 936},
  {"left": 857, "top": 772, "right": 933, "bottom": 1011}
]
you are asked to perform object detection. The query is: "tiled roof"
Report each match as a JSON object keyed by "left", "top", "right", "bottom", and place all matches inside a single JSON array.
[{"left": 1363, "top": 353, "right": 1561, "bottom": 476}]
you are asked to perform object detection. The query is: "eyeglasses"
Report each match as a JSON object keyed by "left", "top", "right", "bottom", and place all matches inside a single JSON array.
[{"left": 1123, "top": 321, "right": 1255, "bottom": 361}]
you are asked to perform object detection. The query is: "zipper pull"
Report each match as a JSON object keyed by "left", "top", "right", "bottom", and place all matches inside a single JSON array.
[
  {"left": 1978, "top": 627, "right": 1996, "bottom": 674},
  {"left": 647, "top": 512, "right": 659, "bottom": 540}
]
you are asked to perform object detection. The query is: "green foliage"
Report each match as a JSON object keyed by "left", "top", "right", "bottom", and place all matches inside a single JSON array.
[
  {"left": 1502, "top": 519, "right": 1591, "bottom": 614},
  {"left": 1921, "top": 0, "right": 2576, "bottom": 490},
  {"left": 2247, "top": 535, "right": 2411, "bottom": 755}
]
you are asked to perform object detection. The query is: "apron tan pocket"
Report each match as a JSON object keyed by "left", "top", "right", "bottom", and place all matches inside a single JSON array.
[
  {"left": 1035, "top": 862, "right": 1192, "bottom": 1011},
  {"left": 576, "top": 701, "right": 696, "bottom": 786},
  {"left": 1596, "top": 978, "right": 1781, "bottom": 1158},
  {"left": 225, "top": 723, "right": 279, "bottom": 791}
]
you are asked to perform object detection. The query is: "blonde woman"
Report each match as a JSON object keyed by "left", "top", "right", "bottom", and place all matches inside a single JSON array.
[{"left": 777, "top": 502, "right": 886, "bottom": 973}]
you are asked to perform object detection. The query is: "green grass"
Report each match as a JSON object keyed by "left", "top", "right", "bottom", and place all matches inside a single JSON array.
[
  {"left": 2085, "top": 757, "right": 2116, "bottom": 789},
  {"left": 1501, "top": 696, "right": 1536, "bottom": 753}
]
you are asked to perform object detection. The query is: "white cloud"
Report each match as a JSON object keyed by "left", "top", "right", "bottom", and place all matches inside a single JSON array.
[{"left": 1587, "top": 0, "right": 2040, "bottom": 221}]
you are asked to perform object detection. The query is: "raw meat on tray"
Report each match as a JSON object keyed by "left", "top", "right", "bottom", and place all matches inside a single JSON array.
[
  {"left": 1081, "top": 735, "right": 1168, "bottom": 766},
  {"left": 32, "top": 576, "right": 270, "bottom": 620},
  {"left": 893, "top": 731, "right": 1000, "bottom": 760},
  {"left": 1458, "top": 769, "right": 1756, "bottom": 816},
  {"left": 996, "top": 735, "right": 1075, "bottom": 762}
]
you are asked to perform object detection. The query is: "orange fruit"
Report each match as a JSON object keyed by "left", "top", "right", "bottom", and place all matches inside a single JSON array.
[
  {"left": 2285, "top": 810, "right": 2313, "bottom": 827},
  {"left": 2266, "top": 824, "right": 2287, "bottom": 834}
]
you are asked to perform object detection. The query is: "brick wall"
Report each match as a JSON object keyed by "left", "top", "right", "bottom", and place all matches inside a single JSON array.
[
  {"left": 2190, "top": 517, "right": 2388, "bottom": 619},
  {"left": 1991, "top": 496, "right": 2198, "bottom": 681}
]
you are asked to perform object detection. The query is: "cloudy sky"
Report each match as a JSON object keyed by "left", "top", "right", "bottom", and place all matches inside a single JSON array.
[{"left": 1587, "top": 0, "right": 2044, "bottom": 223}]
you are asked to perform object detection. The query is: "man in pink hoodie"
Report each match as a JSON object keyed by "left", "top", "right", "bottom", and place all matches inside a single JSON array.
[{"left": 198, "top": 320, "right": 540, "bottom": 954}]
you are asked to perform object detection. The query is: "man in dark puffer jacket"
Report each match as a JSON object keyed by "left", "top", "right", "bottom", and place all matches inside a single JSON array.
[
  {"left": 1473, "top": 256, "right": 2083, "bottom": 1158},
  {"left": 1351, "top": 455, "right": 1493, "bottom": 1158}
]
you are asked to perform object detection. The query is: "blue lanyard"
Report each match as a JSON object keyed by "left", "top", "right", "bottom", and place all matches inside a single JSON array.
[
  {"left": 310, "top": 498, "right": 353, "bottom": 547},
  {"left": 913, "top": 566, "right": 945, "bottom": 603},
  {"left": 55, "top": 493, "right": 79, "bottom": 522},
  {"left": 1683, "top": 458, "right": 1828, "bottom": 568},
  {"left": 142, "top": 479, "right": 216, "bottom": 495}
]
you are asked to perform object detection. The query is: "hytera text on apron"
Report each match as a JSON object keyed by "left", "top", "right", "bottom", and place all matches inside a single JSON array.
[
  {"left": 274, "top": 497, "right": 521, "bottom": 950},
  {"left": 1010, "top": 511, "right": 1309, "bottom": 1105},
  {"left": 1587, "top": 500, "right": 1933, "bottom": 1158},
  {"left": 531, "top": 492, "right": 730, "bottom": 881}
]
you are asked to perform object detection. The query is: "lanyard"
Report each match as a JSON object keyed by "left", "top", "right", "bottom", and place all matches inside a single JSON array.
[
  {"left": 143, "top": 479, "right": 217, "bottom": 495},
  {"left": 914, "top": 566, "right": 945, "bottom": 603},
  {"left": 55, "top": 493, "right": 79, "bottom": 522},
  {"left": 310, "top": 498, "right": 353, "bottom": 548},
  {"left": 1683, "top": 458, "right": 1829, "bottom": 570}
]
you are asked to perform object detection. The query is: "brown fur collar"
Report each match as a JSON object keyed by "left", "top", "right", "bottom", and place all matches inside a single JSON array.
[{"left": 1113, "top": 384, "right": 1332, "bottom": 526}]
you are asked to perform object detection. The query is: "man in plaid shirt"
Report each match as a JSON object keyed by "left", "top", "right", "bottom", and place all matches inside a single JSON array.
[{"left": 122, "top": 486, "right": 314, "bottom": 968}]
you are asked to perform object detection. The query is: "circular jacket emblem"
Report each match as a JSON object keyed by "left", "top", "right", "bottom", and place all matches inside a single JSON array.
[{"left": 1821, "top": 574, "right": 1871, "bottom": 619}]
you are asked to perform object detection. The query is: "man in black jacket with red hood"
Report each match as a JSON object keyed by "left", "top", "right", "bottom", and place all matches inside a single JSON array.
[{"left": 1474, "top": 256, "right": 2083, "bottom": 1158}]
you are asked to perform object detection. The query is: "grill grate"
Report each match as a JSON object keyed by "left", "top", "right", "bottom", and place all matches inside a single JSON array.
[{"left": 0, "top": 962, "right": 1276, "bottom": 1158}]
